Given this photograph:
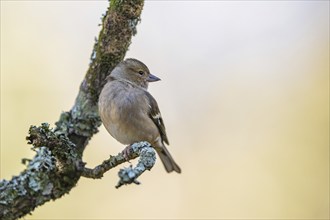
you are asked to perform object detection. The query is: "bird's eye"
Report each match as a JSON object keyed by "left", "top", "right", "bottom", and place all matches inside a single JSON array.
[{"left": 138, "top": 71, "right": 144, "bottom": 76}]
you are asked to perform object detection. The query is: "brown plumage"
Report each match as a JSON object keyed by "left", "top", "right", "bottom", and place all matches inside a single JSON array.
[{"left": 98, "top": 58, "right": 181, "bottom": 173}]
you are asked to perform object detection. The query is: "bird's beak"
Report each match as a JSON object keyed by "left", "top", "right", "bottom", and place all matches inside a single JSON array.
[{"left": 147, "top": 73, "right": 161, "bottom": 82}]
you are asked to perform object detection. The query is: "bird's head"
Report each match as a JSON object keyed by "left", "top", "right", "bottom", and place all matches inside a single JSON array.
[{"left": 110, "top": 58, "right": 160, "bottom": 89}]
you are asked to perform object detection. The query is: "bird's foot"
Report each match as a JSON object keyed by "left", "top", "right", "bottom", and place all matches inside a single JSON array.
[{"left": 122, "top": 145, "right": 132, "bottom": 161}]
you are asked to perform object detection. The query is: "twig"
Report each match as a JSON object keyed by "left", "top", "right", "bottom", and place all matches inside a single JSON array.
[{"left": 81, "top": 142, "right": 156, "bottom": 188}]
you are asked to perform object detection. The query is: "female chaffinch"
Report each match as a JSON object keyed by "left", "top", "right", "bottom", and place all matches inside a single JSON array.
[{"left": 98, "top": 58, "right": 181, "bottom": 173}]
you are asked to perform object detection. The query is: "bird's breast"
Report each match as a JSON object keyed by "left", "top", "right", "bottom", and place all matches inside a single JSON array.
[{"left": 98, "top": 81, "right": 151, "bottom": 145}]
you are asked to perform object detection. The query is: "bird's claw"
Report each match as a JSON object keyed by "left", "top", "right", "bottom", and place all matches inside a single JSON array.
[{"left": 122, "top": 145, "right": 132, "bottom": 161}]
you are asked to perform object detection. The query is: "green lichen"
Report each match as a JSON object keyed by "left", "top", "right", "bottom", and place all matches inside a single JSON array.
[
  {"left": 26, "top": 123, "right": 77, "bottom": 160},
  {"left": 84, "top": 0, "right": 144, "bottom": 102}
]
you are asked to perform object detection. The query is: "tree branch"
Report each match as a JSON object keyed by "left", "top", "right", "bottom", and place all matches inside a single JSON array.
[
  {"left": 81, "top": 141, "right": 156, "bottom": 188},
  {"left": 0, "top": 1, "right": 145, "bottom": 219}
]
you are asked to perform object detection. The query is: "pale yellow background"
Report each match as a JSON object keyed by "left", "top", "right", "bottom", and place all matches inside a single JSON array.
[{"left": 1, "top": 1, "right": 329, "bottom": 219}]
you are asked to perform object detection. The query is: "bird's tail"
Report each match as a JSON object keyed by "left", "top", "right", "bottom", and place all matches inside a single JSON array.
[{"left": 157, "top": 146, "right": 181, "bottom": 173}]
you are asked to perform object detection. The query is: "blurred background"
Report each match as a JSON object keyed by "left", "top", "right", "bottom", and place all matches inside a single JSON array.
[{"left": 1, "top": 1, "right": 329, "bottom": 219}]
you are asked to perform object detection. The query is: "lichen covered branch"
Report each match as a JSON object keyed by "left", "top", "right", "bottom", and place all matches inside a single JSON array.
[
  {"left": 81, "top": 142, "right": 156, "bottom": 188},
  {"left": 116, "top": 142, "right": 156, "bottom": 188},
  {"left": 0, "top": 125, "right": 81, "bottom": 220},
  {"left": 0, "top": 1, "right": 145, "bottom": 219}
]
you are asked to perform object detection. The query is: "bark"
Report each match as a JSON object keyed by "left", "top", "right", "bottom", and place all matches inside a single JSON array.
[{"left": 0, "top": 1, "right": 145, "bottom": 219}]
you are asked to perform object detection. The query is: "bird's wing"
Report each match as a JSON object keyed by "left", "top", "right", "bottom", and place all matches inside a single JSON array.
[{"left": 144, "top": 91, "right": 169, "bottom": 145}]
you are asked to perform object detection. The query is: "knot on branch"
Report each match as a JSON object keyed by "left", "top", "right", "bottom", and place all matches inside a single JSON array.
[
  {"left": 26, "top": 123, "right": 79, "bottom": 165},
  {"left": 27, "top": 123, "right": 75, "bottom": 150}
]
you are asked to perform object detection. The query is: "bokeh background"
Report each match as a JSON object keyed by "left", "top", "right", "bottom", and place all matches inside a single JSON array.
[{"left": 1, "top": 1, "right": 329, "bottom": 219}]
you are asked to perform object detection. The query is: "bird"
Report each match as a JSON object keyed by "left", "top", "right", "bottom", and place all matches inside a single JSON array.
[{"left": 98, "top": 58, "right": 181, "bottom": 173}]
